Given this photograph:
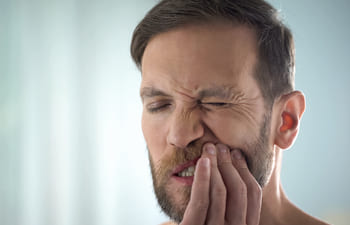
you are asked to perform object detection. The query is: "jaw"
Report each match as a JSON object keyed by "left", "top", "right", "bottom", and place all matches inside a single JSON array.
[
  {"left": 155, "top": 177, "right": 192, "bottom": 223},
  {"left": 149, "top": 153, "right": 192, "bottom": 221}
]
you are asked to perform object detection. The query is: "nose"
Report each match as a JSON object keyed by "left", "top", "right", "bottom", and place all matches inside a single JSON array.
[{"left": 167, "top": 108, "right": 204, "bottom": 148}]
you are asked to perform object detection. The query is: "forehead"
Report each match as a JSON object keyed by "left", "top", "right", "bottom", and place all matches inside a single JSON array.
[{"left": 141, "top": 22, "right": 259, "bottom": 97}]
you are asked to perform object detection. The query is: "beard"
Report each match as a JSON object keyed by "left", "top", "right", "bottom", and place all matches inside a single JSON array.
[{"left": 148, "top": 112, "right": 274, "bottom": 223}]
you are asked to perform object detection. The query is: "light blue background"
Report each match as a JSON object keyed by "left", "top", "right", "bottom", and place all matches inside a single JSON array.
[{"left": 0, "top": 0, "right": 349, "bottom": 224}]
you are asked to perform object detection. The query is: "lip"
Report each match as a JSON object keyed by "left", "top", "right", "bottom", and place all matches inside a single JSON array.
[
  {"left": 172, "top": 175, "right": 194, "bottom": 185},
  {"left": 172, "top": 157, "right": 200, "bottom": 175},
  {"left": 171, "top": 157, "right": 200, "bottom": 186}
]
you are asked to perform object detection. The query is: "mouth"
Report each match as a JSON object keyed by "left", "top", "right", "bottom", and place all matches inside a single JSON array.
[
  {"left": 177, "top": 165, "right": 196, "bottom": 177},
  {"left": 171, "top": 157, "right": 200, "bottom": 185}
]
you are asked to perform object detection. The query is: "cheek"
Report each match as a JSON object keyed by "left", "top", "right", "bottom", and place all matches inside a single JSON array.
[
  {"left": 141, "top": 112, "right": 167, "bottom": 162},
  {"left": 203, "top": 111, "right": 258, "bottom": 146}
]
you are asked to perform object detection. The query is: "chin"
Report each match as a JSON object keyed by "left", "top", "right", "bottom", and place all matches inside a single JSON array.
[{"left": 155, "top": 180, "right": 191, "bottom": 223}]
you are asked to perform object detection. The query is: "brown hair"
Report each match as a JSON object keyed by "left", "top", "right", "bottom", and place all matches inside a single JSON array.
[{"left": 130, "top": 0, "right": 295, "bottom": 103}]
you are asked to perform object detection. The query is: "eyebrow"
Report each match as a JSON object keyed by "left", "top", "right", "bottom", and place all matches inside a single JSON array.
[
  {"left": 140, "top": 87, "right": 171, "bottom": 101},
  {"left": 198, "top": 86, "right": 241, "bottom": 101},
  {"left": 140, "top": 85, "right": 240, "bottom": 101}
]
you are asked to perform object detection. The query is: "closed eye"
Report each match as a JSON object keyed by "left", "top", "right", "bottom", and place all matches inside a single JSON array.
[
  {"left": 204, "top": 102, "right": 229, "bottom": 107},
  {"left": 199, "top": 101, "right": 232, "bottom": 111},
  {"left": 146, "top": 102, "right": 172, "bottom": 113}
]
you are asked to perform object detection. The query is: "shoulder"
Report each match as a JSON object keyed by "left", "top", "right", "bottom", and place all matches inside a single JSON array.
[{"left": 284, "top": 202, "right": 331, "bottom": 225}]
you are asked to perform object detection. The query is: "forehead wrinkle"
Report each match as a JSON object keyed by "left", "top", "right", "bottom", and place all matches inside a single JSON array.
[
  {"left": 168, "top": 74, "right": 199, "bottom": 99},
  {"left": 198, "top": 85, "right": 243, "bottom": 101},
  {"left": 174, "top": 88, "right": 197, "bottom": 101}
]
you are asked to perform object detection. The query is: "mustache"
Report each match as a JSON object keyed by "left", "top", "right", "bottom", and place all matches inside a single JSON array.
[{"left": 148, "top": 141, "right": 206, "bottom": 178}]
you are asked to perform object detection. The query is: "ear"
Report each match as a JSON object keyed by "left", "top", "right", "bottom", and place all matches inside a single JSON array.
[{"left": 274, "top": 91, "right": 305, "bottom": 150}]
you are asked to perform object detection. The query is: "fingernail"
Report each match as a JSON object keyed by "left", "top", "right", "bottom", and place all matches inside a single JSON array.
[
  {"left": 217, "top": 144, "right": 228, "bottom": 153},
  {"left": 205, "top": 144, "right": 216, "bottom": 155},
  {"left": 232, "top": 149, "right": 243, "bottom": 159}
]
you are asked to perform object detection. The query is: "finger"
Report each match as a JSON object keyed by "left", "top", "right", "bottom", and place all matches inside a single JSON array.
[
  {"left": 231, "top": 149, "right": 262, "bottom": 225},
  {"left": 216, "top": 144, "right": 247, "bottom": 224},
  {"left": 202, "top": 143, "right": 226, "bottom": 225},
  {"left": 181, "top": 157, "right": 210, "bottom": 225}
]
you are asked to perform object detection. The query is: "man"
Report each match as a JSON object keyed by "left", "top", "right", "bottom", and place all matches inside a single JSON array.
[{"left": 130, "top": 0, "right": 329, "bottom": 224}]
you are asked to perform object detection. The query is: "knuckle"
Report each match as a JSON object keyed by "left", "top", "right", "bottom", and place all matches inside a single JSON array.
[
  {"left": 250, "top": 184, "right": 262, "bottom": 201},
  {"left": 249, "top": 179, "right": 261, "bottom": 190},
  {"left": 213, "top": 185, "right": 227, "bottom": 197},
  {"left": 192, "top": 199, "right": 209, "bottom": 211},
  {"left": 254, "top": 184, "right": 262, "bottom": 195},
  {"left": 218, "top": 161, "right": 232, "bottom": 168},
  {"left": 247, "top": 179, "right": 262, "bottom": 194},
  {"left": 238, "top": 181, "right": 247, "bottom": 196}
]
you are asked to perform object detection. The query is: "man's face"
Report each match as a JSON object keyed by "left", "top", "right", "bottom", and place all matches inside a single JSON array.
[{"left": 140, "top": 23, "right": 275, "bottom": 222}]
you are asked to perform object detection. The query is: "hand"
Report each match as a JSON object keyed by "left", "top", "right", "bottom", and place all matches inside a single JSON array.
[{"left": 180, "top": 143, "right": 262, "bottom": 225}]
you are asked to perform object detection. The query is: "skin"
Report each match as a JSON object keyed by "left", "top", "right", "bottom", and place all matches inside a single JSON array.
[{"left": 140, "top": 22, "right": 329, "bottom": 225}]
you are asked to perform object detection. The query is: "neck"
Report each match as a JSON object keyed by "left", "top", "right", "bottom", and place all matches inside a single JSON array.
[
  {"left": 259, "top": 147, "right": 329, "bottom": 225},
  {"left": 259, "top": 147, "right": 290, "bottom": 225}
]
